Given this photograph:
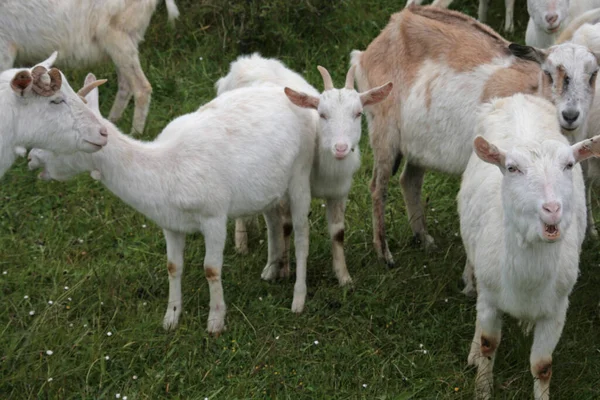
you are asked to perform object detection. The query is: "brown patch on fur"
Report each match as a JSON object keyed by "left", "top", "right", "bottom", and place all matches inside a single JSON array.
[
  {"left": 534, "top": 361, "right": 553, "bottom": 381},
  {"left": 555, "top": 65, "right": 566, "bottom": 96},
  {"left": 480, "top": 335, "right": 498, "bottom": 357},
  {"left": 167, "top": 262, "right": 177, "bottom": 276},
  {"left": 481, "top": 60, "right": 540, "bottom": 102},
  {"left": 205, "top": 267, "right": 219, "bottom": 281},
  {"left": 283, "top": 223, "right": 293, "bottom": 237},
  {"left": 424, "top": 74, "right": 438, "bottom": 109},
  {"left": 334, "top": 229, "right": 345, "bottom": 243}
]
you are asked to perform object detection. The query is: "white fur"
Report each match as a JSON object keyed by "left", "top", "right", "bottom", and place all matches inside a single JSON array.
[
  {"left": 459, "top": 94, "right": 596, "bottom": 400},
  {"left": 28, "top": 78, "right": 318, "bottom": 335},
  {"left": 0, "top": 54, "right": 106, "bottom": 179},
  {"left": 0, "top": 0, "right": 180, "bottom": 134},
  {"left": 351, "top": 6, "right": 599, "bottom": 267},
  {"left": 525, "top": 0, "right": 600, "bottom": 48},
  {"left": 217, "top": 54, "right": 391, "bottom": 287}
]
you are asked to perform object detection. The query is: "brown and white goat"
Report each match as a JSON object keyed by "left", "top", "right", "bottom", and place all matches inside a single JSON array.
[{"left": 351, "top": 5, "right": 599, "bottom": 267}]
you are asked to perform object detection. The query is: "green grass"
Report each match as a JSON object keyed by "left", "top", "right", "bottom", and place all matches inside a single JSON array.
[{"left": 1, "top": 0, "right": 600, "bottom": 398}]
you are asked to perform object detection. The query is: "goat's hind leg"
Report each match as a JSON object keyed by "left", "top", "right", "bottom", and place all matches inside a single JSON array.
[
  {"left": 260, "top": 205, "right": 286, "bottom": 281},
  {"left": 400, "top": 161, "right": 435, "bottom": 249},
  {"left": 108, "top": 68, "right": 133, "bottom": 125},
  {"left": 162, "top": 229, "right": 186, "bottom": 330},
  {"left": 504, "top": 0, "right": 515, "bottom": 33},
  {"left": 326, "top": 198, "right": 352, "bottom": 286}
]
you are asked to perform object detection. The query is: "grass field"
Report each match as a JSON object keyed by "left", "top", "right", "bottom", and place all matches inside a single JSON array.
[{"left": 1, "top": 0, "right": 600, "bottom": 398}]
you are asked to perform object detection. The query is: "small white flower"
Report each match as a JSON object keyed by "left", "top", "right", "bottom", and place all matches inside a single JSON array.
[
  {"left": 83, "top": 324, "right": 88, "bottom": 328},
  {"left": 123, "top": 397, "right": 128, "bottom": 400},
  {"left": 204, "top": 398, "right": 208, "bottom": 400},
  {"left": 47, "top": 377, "right": 53, "bottom": 382},
  {"left": 275, "top": 336, "right": 280, "bottom": 340},
  {"left": 314, "top": 340, "right": 319, "bottom": 345},
  {"left": 132, "top": 375, "right": 138, "bottom": 380},
  {"left": 107, "top": 332, "right": 112, "bottom": 336},
  {"left": 105, "top": 355, "right": 110, "bottom": 360},
  {"left": 64, "top": 286, "right": 69, "bottom": 290},
  {"left": 68, "top": 297, "right": 72, "bottom": 302},
  {"left": 419, "top": 343, "right": 424, "bottom": 348},
  {"left": 46, "top": 350, "right": 53, "bottom": 356},
  {"left": 431, "top": 208, "right": 436, "bottom": 212},
  {"left": 423, "top": 265, "right": 427, "bottom": 269},
  {"left": 258, "top": 297, "right": 263, "bottom": 301},
  {"left": 444, "top": 298, "right": 448, "bottom": 303},
  {"left": 142, "top": 224, "right": 147, "bottom": 228},
  {"left": 3, "top": 271, "right": 7, "bottom": 275},
  {"left": 142, "top": 302, "right": 147, "bottom": 306},
  {"left": 362, "top": 383, "right": 367, "bottom": 388},
  {"left": 78, "top": 238, "right": 84, "bottom": 243},
  {"left": 29, "top": 310, "right": 35, "bottom": 316},
  {"left": 69, "top": 323, "right": 73, "bottom": 327},
  {"left": 115, "top": 394, "right": 121, "bottom": 399},
  {"left": 259, "top": 240, "right": 264, "bottom": 245},
  {"left": 434, "top": 219, "right": 439, "bottom": 224},
  {"left": 48, "top": 300, "right": 53, "bottom": 305},
  {"left": 24, "top": 295, "right": 29, "bottom": 299},
  {"left": 100, "top": 302, "right": 104, "bottom": 305},
  {"left": 423, "top": 350, "right": 428, "bottom": 354}
]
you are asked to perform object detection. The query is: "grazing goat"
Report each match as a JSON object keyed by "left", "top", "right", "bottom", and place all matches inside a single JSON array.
[
  {"left": 217, "top": 54, "right": 392, "bottom": 286},
  {"left": 0, "top": 52, "right": 107, "bottom": 179},
  {"left": 28, "top": 74, "right": 320, "bottom": 335},
  {"left": 0, "top": 0, "right": 180, "bottom": 134},
  {"left": 525, "top": 0, "right": 600, "bottom": 48},
  {"left": 459, "top": 94, "right": 599, "bottom": 400},
  {"left": 351, "top": 5, "right": 599, "bottom": 267}
]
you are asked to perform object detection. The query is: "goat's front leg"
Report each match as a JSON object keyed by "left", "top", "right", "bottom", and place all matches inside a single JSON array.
[
  {"left": 288, "top": 179, "right": 311, "bottom": 313},
  {"left": 478, "top": 0, "right": 490, "bottom": 23},
  {"left": 202, "top": 217, "right": 228, "bottom": 335},
  {"left": 504, "top": 0, "right": 515, "bottom": 33},
  {"left": 102, "top": 30, "right": 152, "bottom": 134},
  {"left": 469, "top": 300, "right": 502, "bottom": 400},
  {"left": 234, "top": 218, "right": 249, "bottom": 254},
  {"left": 260, "top": 205, "right": 286, "bottom": 281},
  {"left": 581, "top": 160, "right": 597, "bottom": 238},
  {"left": 326, "top": 198, "right": 352, "bottom": 286},
  {"left": 530, "top": 305, "right": 567, "bottom": 400},
  {"left": 370, "top": 148, "right": 397, "bottom": 267},
  {"left": 400, "top": 161, "right": 435, "bottom": 249},
  {"left": 108, "top": 68, "right": 133, "bottom": 125},
  {"left": 162, "top": 229, "right": 186, "bottom": 330}
]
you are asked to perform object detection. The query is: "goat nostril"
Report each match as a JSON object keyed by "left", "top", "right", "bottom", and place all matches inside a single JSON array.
[
  {"left": 543, "top": 202, "right": 561, "bottom": 214},
  {"left": 99, "top": 127, "right": 108, "bottom": 137},
  {"left": 562, "top": 110, "right": 580, "bottom": 124},
  {"left": 545, "top": 13, "right": 558, "bottom": 25},
  {"left": 335, "top": 143, "right": 348, "bottom": 153}
]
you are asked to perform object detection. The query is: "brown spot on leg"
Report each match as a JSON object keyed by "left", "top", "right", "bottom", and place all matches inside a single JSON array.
[
  {"left": 480, "top": 335, "right": 497, "bottom": 357},
  {"left": 534, "top": 360, "right": 553, "bottom": 381},
  {"left": 167, "top": 262, "right": 177, "bottom": 276},
  {"left": 334, "top": 229, "right": 344, "bottom": 243},
  {"left": 283, "top": 223, "right": 293, "bottom": 237},
  {"left": 205, "top": 266, "right": 219, "bottom": 281}
]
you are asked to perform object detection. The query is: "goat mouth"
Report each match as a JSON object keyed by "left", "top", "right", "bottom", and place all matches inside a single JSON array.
[
  {"left": 547, "top": 24, "right": 561, "bottom": 33},
  {"left": 83, "top": 140, "right": 104, "bottom": 149},
  {"left": 334, "top": 152, "right": 349, "bottom": 160},
  {"left": 543, "top": 223, "right": 561, "bottom": 241}
]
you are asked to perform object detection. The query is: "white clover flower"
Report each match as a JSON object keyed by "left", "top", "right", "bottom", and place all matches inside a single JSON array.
[
  {"left": 107, "top": 332, "right": 112, "bottom": 336},
  {"left": 105, "top": 355, "right": 110, "bottom": 360},
  {"left": 47, "top": 377, "right": 53, "bottom": 382},
  {"left": 314, "top": 340, "right": 319, "bottom": 345},
  {"left": 24, "top": 295, "right": 29, "bottom": 299},
  {"left": 64, "top": 286, "right": 69, "bottom": 290},
  {"left": 2, "top": 271, "right": 7, "bottom": 275},
  {"left": 132, "top": 375, "right": 138, "bottom": 380},
  {"left": 29, "top": 310, "right": 35, "bottom": 316},
  {"left": 142, "top": 224, "right": 147, "bottom": 228},
  {"left": 115, "top": 394, "right": 121, "bottom": 399},
  {"left": 46, "top": 350, "right": 53, "bottom": 355},
  {"left": 48, "top": 300, "right": 53, "bottom": 305},
  {"left": 362, "top": 384, "right": 368, "bottom": 388}
]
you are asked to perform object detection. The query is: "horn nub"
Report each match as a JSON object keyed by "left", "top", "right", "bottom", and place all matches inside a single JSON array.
[
  {"left": 31, "top": 66, "right": 62, "bottom": 96},
  {"left": 345, "top": 65, "right": 356, "bottom": 90},
  {"left": 317, "top": 66, "right": 334, "bottom": 91},
  {"left": 77, "top": 79, "right": 107, "bottom": 98}
]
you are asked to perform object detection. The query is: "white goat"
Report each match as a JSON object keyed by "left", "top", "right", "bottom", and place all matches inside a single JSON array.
[
  {"left": 216, "top": 53, "right": 392, "bottom": 286},
  {"left": 28, "top": 74, "right": 321, "bottom": 335},
  {"left": 0, "top": 0, "right": 180, "bottom": 134},
  {"left": 525, "top": 0, "right": 600, "bottom": 48},
  {"left": 459, "top": 94, "right": 600, "bottom": 400},
  {"left": 351, "top": 5, "right": 599, "bottom": 267},
  {"left": 0, "top": 52, "right": 107, "bottom": 179}
]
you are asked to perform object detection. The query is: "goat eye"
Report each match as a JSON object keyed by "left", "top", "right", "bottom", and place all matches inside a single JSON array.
[
  {"left": 50, "top": 99, "right": 65, "bottom": 105},
  {"left": 565, "top": 162, "right": 574, "bottom": 170},
  {"left": 355, "top": 111, "right": 363, "bottom": 119},
  {"left": 564, "top": 75, "right": 570, "bottom": 87},
  {"left": 590, "top": 71, "right": 598, "bottom": 85},
  {"left": 544, "top": 71, "right": 553, "bottom": 84},
  {"left": 507, "top": 165, "right": 519, "bottom": 173},
  {"left": 319, "top": 113, "right": 327, "bottom": 120}
]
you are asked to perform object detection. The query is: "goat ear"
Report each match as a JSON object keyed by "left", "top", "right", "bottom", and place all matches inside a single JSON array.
[
  {"left": 284, "top": 87, "right": 320, "bottom": 110},
  {"left": 474, "top": 136, "right": 506, "bottom": 167},
  {"left": 360, "top": 82, "right": 393, "bottom": 107},
  {"left": 83, "top": 73, "right": 101, "bottom": 113},
  {"left": 509, "top": 43, "right": 548, "bottom": 64},
  {"left": 37, "top": 51, "right": 58, "bottom": 69},
  {"left": 10, "top": 70, "right": 33, "bottom": 96},
  {"left": 573, "top": 135, "right": 600, "bottom": 163}
]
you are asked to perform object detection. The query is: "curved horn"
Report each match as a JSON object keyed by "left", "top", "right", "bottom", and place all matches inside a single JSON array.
[
  {"left": 77, "top": 79, "right": 107, "bottom": 98},
  {"left": 317, "top": 65, "right": 334, "bottom": 91},
  {"left": 31, "top": 66, "right": 62, "bottom": 96},
  {"left": 345, "top": 65, "right": 356, "bottom": 90}
]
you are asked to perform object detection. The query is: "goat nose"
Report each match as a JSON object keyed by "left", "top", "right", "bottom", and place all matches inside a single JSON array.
[
  {"left": 335, "top": 143, "right": 348, "bottom": 153},
  {"left": 562, "top": 110, "right": 580, "bottom": 124},
  {"left": 545, "top": 13, "right": 558, "bottom": 25},
  {"left": 99, "top": 126, "right": 108, "bottom": 137},
  {"left": 542, "top": 201, "right": 561, "bottom": 215}
]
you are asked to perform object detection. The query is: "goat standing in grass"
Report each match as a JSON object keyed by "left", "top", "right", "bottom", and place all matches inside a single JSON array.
[
  {"left": 351, "top": 5, "right": 599, "bottom": 268},
  {"left": 217, "top": 54, "right": 392, "bottom": 287},
  {"left": 0, "top": 0, "right": 180, "bottom": 134},
  {"left": 0, "top": 52, "right": 107, "bottom": 179},
  {"left": 459, "top": 94, "right": 600, "bottom": 400}
]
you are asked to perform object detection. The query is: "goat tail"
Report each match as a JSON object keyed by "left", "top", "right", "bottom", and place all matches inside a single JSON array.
[
  {"left": 165, "top": 0, "right": 180, "bottom": 23},
  {"left": 556, "top": 8, "right": 600, "bottom": 44}
]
